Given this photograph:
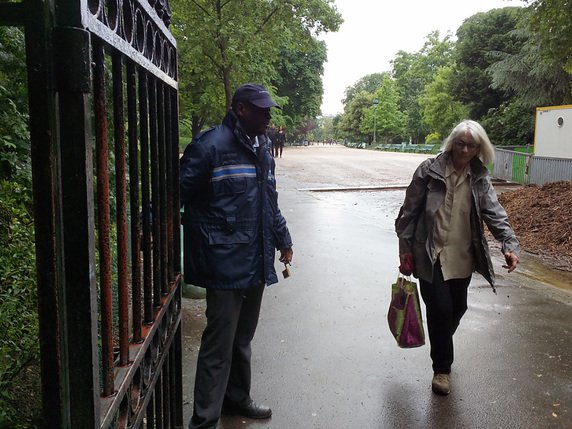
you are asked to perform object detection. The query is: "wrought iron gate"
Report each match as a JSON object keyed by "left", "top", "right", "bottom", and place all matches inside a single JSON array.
[{"left": 0, "top": 1, "right": 182, "bottom": 428}]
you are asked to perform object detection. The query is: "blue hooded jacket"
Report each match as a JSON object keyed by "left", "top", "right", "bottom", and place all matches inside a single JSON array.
[{"left": 180, "top": 111, "right": 292, "bottom": 289}]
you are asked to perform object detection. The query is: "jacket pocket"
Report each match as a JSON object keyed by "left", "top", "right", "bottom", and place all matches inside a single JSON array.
[
  {"left": 208, "top": 229, "right": 253, "bottom": 245},
  {"left": 212, "top": 177, "right": 246, "bottom": 196}
]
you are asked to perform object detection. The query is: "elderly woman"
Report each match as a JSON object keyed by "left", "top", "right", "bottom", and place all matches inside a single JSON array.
[{"left": 395, "top": 120, "right": 520, "bottom": 395}]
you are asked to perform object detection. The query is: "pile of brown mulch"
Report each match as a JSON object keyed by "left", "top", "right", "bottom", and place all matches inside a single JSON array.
[{"left": 498, "top": 181, "right": 572, "bottom": 268}]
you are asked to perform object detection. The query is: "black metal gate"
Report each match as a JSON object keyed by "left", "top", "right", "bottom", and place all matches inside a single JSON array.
[{"left": 0, "top": 1, "right": 182, "bottom": 428}]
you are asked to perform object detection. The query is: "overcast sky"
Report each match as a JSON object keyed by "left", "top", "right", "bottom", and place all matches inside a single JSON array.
[{"left": 319, "top": 0, "right": 523, "bottom": 116}]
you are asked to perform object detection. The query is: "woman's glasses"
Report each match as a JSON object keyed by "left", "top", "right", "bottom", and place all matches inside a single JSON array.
[{"left": 455, "top": 140, "right": 480, "bottom": 150}]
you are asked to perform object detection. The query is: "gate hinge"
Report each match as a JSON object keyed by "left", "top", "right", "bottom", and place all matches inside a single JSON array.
[{"left": 52, "top": 26, "right": 92, "bottom": 93}]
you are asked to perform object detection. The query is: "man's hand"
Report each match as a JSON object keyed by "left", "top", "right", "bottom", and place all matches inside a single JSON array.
[
  {"left": 399, "top": 253, "right": 414, "bottom": 276},
  {"left": 502, "top": 252, "right": 519, "bottom": 273},
  {"left": 279, "top": 247, "right": 293, "bottom": 264}
]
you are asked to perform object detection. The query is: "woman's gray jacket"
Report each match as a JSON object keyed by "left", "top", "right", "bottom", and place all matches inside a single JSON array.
[{"left": 395, "top": 152, "right": 520, "bottom": 292}]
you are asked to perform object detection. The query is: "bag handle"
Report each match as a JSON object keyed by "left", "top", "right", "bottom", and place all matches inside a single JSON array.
[
  {"left": 396, "top": 273, "right": 414, "bottom": 292},
  {"left": 397, "top": 273, "right": 415, "bottom": 294}
]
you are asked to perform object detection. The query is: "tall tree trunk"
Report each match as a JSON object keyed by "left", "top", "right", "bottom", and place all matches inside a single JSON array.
[{"left": 223, "top": 67, "right": 232, "bottom": 112}]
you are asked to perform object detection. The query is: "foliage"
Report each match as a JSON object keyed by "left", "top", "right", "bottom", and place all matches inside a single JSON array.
[
  {"left": 0, "top": 180, "right": 39, "bottom": 427},
  {"left": 330, "top": 5, "right": 571, "bottom": 148},
  {"left": 170, "top": 0, "right": 342, "bottom": 137},
  {"left": 337, "top": 90, "right": 373, "bottom": 141},
  {"left": 360, "top": 75, "right": 406, "bottom": 143},
  {"left": 0, "top": 24, "right": 41, "bottom": 429},
  {"left": 272, "top": 38, "right": 327, "bottom": 129},
  {"left": 288, "top": 117, "right": 319, "bottom": 143},
  {"left": 308, "top": 115, "right": 336, "bottom": 142},
  {"left": 487, "top": 27, "right": 572, "bottom": 108},
  {"left": 524, "top": 0, "right": 572, "bottom": 73},
  {"left": 419, "top": 66, "right": 469, "bottom": 138},
  {"left": 342, "top": 73, "right": 385, "bottom": 106},
  {"left": 0, "top": 86, "right": 31, "bottom": 182},
  {"left": 451, "top": 7, "right": 523, "bottom": 119},
  {"left": 391, "top": 31, "right": 455, "bottom": 143},
  {"left": 0, "top": 27, "right": 27, "bottom": 110},
  {"left": 424, "top": 132, "right": 442, "bottom": 145},
  {"left": 0, "top": 27, "right": 29, "bottom": 182},
  {"left": 479, "top": 99, "right": 536, "bottom": 146}
]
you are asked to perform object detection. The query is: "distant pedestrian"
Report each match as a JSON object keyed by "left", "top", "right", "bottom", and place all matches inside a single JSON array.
[
  {"left": 395, "top": 120, "right": 520, "bottom": 396},
  {"left": 267, "top": 123, "right": 277, "bottom": 157},
  {"left": 274, "top": 126, "right": 286, "bottom": 158},
  {"left": 180, "top": 83, "right": 293, "bottom": 429}
]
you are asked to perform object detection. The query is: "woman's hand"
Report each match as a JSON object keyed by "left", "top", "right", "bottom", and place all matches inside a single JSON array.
[
  {"left": 502, "top": 252, "right": 519, "bottom": 273},
  {"left": 399, "top": 253, "right": 414, "bottom": 276}
]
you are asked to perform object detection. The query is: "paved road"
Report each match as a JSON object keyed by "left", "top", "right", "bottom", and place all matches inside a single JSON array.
[{"left": 182, "top": 145, "right": 572, "bottom": 428}]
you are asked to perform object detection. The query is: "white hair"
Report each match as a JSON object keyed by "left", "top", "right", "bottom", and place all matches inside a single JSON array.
[{"left": 441, "top": 120, "right": 495, "bottom": 164}]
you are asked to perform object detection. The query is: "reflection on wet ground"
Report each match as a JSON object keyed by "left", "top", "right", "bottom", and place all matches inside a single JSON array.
[
  {"left": 304, "top": 188, "right": 572, "bottom": 294},
  {"left": 517, "top": 253, "right": 572, "bottom": 293},
  {"left": 303, "top": 189, "right": 405, "bottom": 229},
  {"left": 183, "top": 149, "right": 572, "bottom": 427}
]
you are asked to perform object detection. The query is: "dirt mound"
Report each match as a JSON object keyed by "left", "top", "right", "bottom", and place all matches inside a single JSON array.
[{"left": 498, "top": 181, "right": 572, "bottom": 270}]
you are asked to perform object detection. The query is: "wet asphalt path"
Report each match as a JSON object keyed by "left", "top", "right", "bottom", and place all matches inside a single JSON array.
[{"left": 182, "top": 145, "right": 572, "bottom": 429}]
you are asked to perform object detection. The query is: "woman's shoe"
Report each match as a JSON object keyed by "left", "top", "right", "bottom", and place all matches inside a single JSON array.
[{"left": 431, "top": 373, "right": 450, "bottom": 395}]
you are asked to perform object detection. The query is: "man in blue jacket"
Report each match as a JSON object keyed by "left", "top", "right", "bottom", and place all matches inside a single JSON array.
[{"left": 180, "top": 83, "right": 293, "bottom": 429}]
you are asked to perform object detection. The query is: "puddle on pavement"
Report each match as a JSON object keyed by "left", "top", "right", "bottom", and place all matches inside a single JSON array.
[
  {"left": 305, "top": 188, "right": 572, "bottom": 294},
  {"left": 517, "top": 253, "right": 572, "bottom": 292},
  {"left": 305, "top": 189, "right": 404, "bottom": 227}
]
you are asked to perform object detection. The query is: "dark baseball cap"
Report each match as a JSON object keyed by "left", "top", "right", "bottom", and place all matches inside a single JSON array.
[{"left": 232, "top": 83, "right": 281, "bottom": 109}]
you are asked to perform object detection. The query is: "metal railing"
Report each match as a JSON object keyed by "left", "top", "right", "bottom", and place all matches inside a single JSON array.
[
  {"left": 1, "top": 1, "right": 183, "bottom": 428},
  {"left": 528, "top": 155, "right": 572, "bottom": 185},
  {"left": 494, "top": 149, "right": 572, "bottom": 186},
  {"left": 493, "top": 149, "right": 532, "bottom": 184}
]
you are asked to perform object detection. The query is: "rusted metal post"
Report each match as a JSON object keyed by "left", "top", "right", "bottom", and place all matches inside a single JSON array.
[
  {"left": 171, "top": 88, "right": 181, "bottom": 274},
  {"left": 93, "top": 40, "right": 115, "bottom": 398},
  {"left": 112, "top": 51, "right": 130, "bottom": 367},
  {"left": 164, "top": 86, "right": 174, "bottom": 282},
  {"left": 138, "top": 69, "right": 154, "bottom": 325},
  {"left": 157, "top": 83, "right": 169, "bottom": 294},
  {"left": 127, "top": 61, "right": 143, "bottom": 343},
  {"left": 17, "top": 1, "right": 63, "bottom": 427},
  {"left": 53, "top": 24, "right": 101, "bottom": 428},
  {"left": 149, "top": 76, "right": 162, "bottom": 308}
]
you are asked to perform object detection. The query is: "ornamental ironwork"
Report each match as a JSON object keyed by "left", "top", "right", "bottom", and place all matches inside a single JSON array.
[{"left": 86, "top": 0, "right": 177, "bottom": 83}]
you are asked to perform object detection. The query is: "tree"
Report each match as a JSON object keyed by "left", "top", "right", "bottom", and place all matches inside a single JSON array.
[
  {"left": 419, "top": 66, "right": 469, "bottom": 138},
  {"left": 292, "top": 117, "right": 319, "bottom": 143},
  {"left": 272, "top": 38, "right": 328, "bottom": 129},
  {"left": 487, "top": 27, "right": 572, "bottom": 108},
  {"left": 524, "top": 0, "right": 572, "bottom": 74},
  {"left": 342, "top": 73, "right": 385, "bottom": 106},
  {"left": 453, "top": 5, "right": 572, "bottom": 145},
  {"left": 0, "top": 26, "right": 40, "bottom": 427},
  {"left": 307, "top": 115, "right": 335, "bottom": 142},
  {"left": 0, "top": 27, "right": 29, "bottom": 182},
  {"left": 451, "top": 7, "right": 522, "bottom": 119},
  {"left": 337, "top": 90, "right": 372, "bottom": 141},
  {"left": 360, "top": 75, "right": 406, "bottom": 143},
  {"left": 482, "top": 7, "right": 572, "bottom": 146},
  {"left": 391, "top": 31, "right": 455, "bottom": 143},
  {"left": 337, "top": 73, "right": 390, "bottom": 141},
  {"left": 479, "top": 99, "right": 535, "bottom": 146},
  {"left": 170, "top": 0, "right": 342, "bottom": 136}
]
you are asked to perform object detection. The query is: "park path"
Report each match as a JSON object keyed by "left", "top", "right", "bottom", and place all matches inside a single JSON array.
[{"left": 181, "top": 145, "right": 571, "bottom": 429}]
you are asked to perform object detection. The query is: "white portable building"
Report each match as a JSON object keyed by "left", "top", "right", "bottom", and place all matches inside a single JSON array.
[{"left": 534, "top": 105, "right": 572, "bottom": 158}]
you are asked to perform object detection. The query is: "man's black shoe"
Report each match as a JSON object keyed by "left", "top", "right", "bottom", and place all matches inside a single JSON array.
[{"left": 221, "top": 399, "right": 272, "bottom": 419}]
